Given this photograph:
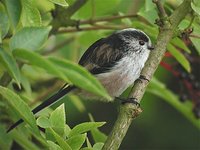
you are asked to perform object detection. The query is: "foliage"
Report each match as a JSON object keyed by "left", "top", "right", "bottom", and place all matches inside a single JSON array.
[{"left": 0, "top": 0, "right": 200, "bottom": 149}]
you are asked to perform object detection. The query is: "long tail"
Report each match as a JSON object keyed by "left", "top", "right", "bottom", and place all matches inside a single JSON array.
[{"left": 7, "top": 85, "right": 76, "bottom": 133}]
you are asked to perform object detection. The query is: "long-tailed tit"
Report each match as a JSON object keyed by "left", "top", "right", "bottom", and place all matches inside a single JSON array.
[{"left": 7, "top": 28, "right": 154, "bottom": 132}]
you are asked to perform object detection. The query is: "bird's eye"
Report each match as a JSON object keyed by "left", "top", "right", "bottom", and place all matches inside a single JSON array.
[{"left": 139, "top": 40, "right": 145, "bottom": 46}]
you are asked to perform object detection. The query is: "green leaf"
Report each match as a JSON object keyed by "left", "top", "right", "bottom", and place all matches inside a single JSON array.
[
  {"left": 93, "top": 143, "right": 104, "bottom": 150},
  {"left": 5, "top": 0, "right": 22, "bottom": 29},
  {"left": 48, "top": 0, "right": 69, "bottom": 7},
  {"left": 0, "top": 86, "right": 40, "bottom": 135},
  {"left": 66, "top": 134, "right": 86, "bottom": 150},
  {"left": 64, "top": 124, "right": 71, "bottom": 138},
  {"left": 69, "top": 122, "right": 106, "bottom": 137},
  {"left": 21, "top": 0, "right": 41, "bottom": 27},
  {"left": 0, "top": 125, "right": 12, "bottom": 150},
  {"left": 167, "top": 43, "right": 191, "bottom": 72},
  {"left": 13, "top": 49, "right": 69, "bottom": 82},
  {"left": 147, "top": 77, "right": 200, "bottom": 130},
  {"left": 86, "top": 137, "right": 92, "bottom": 148},
  {"left": 37, "top": 116, "right": 52, "bottom": 128},
  {"left": 191, "top": 1, "right": 200, "bottom": 16},
  {"left": 49, "top": 57, "right": 111, "bottom": 100},
  {"left": 190, "top": 37, "right": 200, "bottom": 55},
  {"left": 73, "top": 0, "right": 120, "bottom": 19},
  {"left": 89, "top": 114, "right": 107, "bottom": 143},
  {"left": 50, "top": 104, "right": 66, "bottom": 136},
  {"left": 11, "top": 130, "right": 41, "bottom": 150},
  {"left": 145, "top": 0, "right": 155, "bottom": 11},
  {"left": 69, "top": 95, "right": 86, "bottom": 112},
  {"left": 47, "top": 141, "right": 62, "bottom": 150},
  {"left": 170, "top": 37, "right": 191, "bottom": 53},
  {"left": 49, "top": 128, "right": 72, "bottom": 150},
  {"left": 138, "top": 7, "right": 158, "bottom": 25},
  {"left": 0, "top": 47, "right": 21, "bottom": 87},
  {"left": 10, "top": 27, "right": 51, "bottom": 51},
  {"left": 0, "top": 2, "right": 10, "bottom": 38}
]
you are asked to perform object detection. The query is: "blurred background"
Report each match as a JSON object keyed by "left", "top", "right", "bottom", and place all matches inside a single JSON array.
[{"left": 0, "top": 0, "right": 200, "bottom": 149}]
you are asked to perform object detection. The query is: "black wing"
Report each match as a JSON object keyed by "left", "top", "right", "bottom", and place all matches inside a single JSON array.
[{"left": 79, "top": 36, "right": 124, "bottom": 75}]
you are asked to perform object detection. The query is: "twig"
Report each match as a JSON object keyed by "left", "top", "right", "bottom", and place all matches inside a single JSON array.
[
  {"left": 50, "top": 0, "right": 88, "bottom": 34},
  {"left": 189, "top": 34, "right": 200, "bottom": 39},
  {"left": 152, "top": 0, "right": 168, "bottom": 19},
  {"left": 79, "top": 14, "right": 138, "bottom": 25},
  {"left": 57, "top": 25, "right": 125, "bottom": 34},
  {"left": 102, "top": 0, "right": 192, "bottom": 149}
]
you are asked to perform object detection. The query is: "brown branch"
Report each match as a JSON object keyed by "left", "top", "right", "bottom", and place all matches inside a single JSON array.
[
  {"left": 79, "top": 14, "right": 138, "bottom": 25},
  {"left": 153, "top": 0, "right": 168, "bottom": 19},
  {"left": 57, "top": 25, "right": 126, "bottom": 34},
  {"left": 50, "top": 0, "right": 88, "bottom": 34},
  {"left": 102, "top": 0, "right": 192, "bottom": 149},
  {"left": 190, "top": 34, "right": 200, "bottom": 39}
]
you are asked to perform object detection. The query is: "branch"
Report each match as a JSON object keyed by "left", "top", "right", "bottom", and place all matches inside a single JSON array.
[
  {"left": 79, "top": 14, "right": 137, "bottom": 25},
  {"left": 153, "top": 0, "right": 168, "bottom": 19},
  {"left": 57, "top": 25, "right": 126, "bottom": 34},
  {"left": 50, "top": 0, "right": 88, "bottom": 34},
  {"left": 102, "top": 0, "right": 192, "bottom": 149}
]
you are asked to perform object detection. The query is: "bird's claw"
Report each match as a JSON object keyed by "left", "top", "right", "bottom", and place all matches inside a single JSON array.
[{"left": 115, "top": 97, "right": 140, "bottom": 107}]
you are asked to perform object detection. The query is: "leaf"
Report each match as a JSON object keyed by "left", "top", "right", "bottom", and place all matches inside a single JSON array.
[
  {"left": 64, "top": 125, "right": 71, "bottom": 138},
  {"left": 69, "top": 122, "right": 106, "bottom": 137},
  {"left": 48, "top": 0, "right": 69, "bottom": 7},
  {"left": 13, "top": 49, "right": 69, "bottom": 82},
  {"left": 138, "top": 7, "right": 158, "bottom": 25},
  {"left": 89, "top": 114, "right": 107, "bottom": 143},
  {"left": 170, "top": 37, "right": 191, "bottom": 53},
  {"left": 21, "top": 0, "right": 41, "bottom": 27},
  {"left": 5, "top": 0, "right": 22, "bottom": 29},
  {"left": 11, "top": 130, "right": 41, "bottom": 150},
  {"left": 190, "top": 37, "right": 200, "bottom": 55},
  {"left": 66, "top": 134, "right": 86, "bottom": 150},
  {"left": 10, "top": 27, "right": 51, "bottom": 51},
  {"left": 73, "top": 0, "right": 121, "bottom": 19},
  {"left": 49, "top": 57, "right": 111, "bottom": 100},
  {"left": 47, "top": 141, "right": 62, "bottom": 150},
  {"left": 0, "top": 47, "right": 21, "bottom": 87},
  {"left": 49, "top": 128, "right": 72, "bottom": 150},
  {"left": 37, "top": 116, "right": 52, "bottom": 128},
  {"left": 93, "top": 143, "right": 104, "bottom": 150},
  {"left": 145, "top": 0, "right": 155, "bottom": 11},
  {"left": 191, "top": 1, "right": 200, "bottom": 16},
  {"left": 69, "top": 95, "right": 86, "bottom": 112},
  {"left": 0, "top": 86, "right": 40, "bottom": 135},
  {"left": 147, "top": 77, "right": 200, "bottom": 130},
  {"left": 167, "top": 43, "right": 191, "bottom": 72},
  {"left": 50, "top": 104, "right": 66, "bottom": 136},
  {"left": 0, "top": 125, "right": 12, "bottom": 150},
  {"left": 0, "top": 2, "right": 10, "bottom": 38}
]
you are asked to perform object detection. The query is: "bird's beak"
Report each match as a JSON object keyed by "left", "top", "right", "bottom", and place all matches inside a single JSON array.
[{"left": 147, "top": 44, "right": 154, "bottom": 51}]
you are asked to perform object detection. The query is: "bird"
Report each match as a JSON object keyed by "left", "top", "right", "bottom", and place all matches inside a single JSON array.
[{"left": 7, "top": 28, "right": 154, "bottom": 133}]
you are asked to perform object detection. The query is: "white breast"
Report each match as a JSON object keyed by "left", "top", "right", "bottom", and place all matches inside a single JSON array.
[{"left": 96, "top": 50, "right": 150, "bottom": 98}]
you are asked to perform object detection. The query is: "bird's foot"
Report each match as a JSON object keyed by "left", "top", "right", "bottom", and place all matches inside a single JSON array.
[
  {"left": 115, "top": 97, "right": 140, "bottom": 107},
  {"left": 138, "top": 75, "right": 149, "bottom": 82}
]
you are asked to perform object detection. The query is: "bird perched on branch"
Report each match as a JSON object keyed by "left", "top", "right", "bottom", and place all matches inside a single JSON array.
[{"left": 7, "top": 28, "right": 154, "bottom": 132}]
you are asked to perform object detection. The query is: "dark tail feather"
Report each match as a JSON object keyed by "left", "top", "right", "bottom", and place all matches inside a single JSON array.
[{"left": 7, "top": 85, "right": 76, "bottom": 133}]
